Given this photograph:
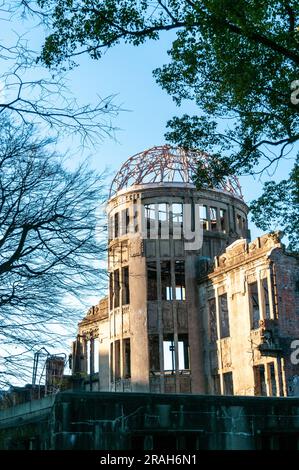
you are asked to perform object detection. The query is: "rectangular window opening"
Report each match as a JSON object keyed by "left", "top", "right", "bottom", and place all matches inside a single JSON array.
[
  {"left": 178, "top": 334, "right": 189, "bottom": 370},
  {"left": 172, "top": 203, "right": 183, "bottom": 224},
  {"left": 213, "top": 375, "right": 221, "bottom": 395},
  {"left": 219, "top": 293, "right": 230, "bottom": 338},
  {"left": 110, "top": 343, "right": 114, "bottom": 381},
  {"left": 210, "top": 207, "right": 217, "bottom": 231},
  {"left": 121, "top": 208, "right": 130, "bottom": 235},
  {"left": 236, "top": 214, "right": 242, "bottom": 231},
  {"left": 114, "top": 269, "right": 120, "bottom": 308},
  {"left": 145, "top": 204, "right": 155, "bottom": 220},
  {"left": 115, "top": 340, "right": 121, "bottom": 380},
  {"left": 147, "top": 262, "right": 158, "bottom": 301},
  {"left": 90, "top": 337, "right": 95, "bottom": 375},
  {"left": 262, "top": 278, "right": 270, "bottom": 319},
  {"left": 114, "top": 212, "right": 119, "bottom": 238},
  {"left": 94, "top": 338, "right": 99, "bottom": 373},
  {"left": 158, "top": 203, "right": 169, "bottom": 238},
  {"left": 133, "top": 204, "right": 139, "bottom": 233},
  {"left": 125, "top": 208, "right": 130, "bottom": 234},
  {"left": 269, "top": 362, "right": 277, "bottom": 396},
  {"left": 109, "top": 272, "right": 113, "bottom": 310},
  {"left": 249, "top": 281, "right": 260, "bottom": 329},
  {"left": 149, "top": 335, "right": 160, "bottom": 372},
  {"left": 200, "top": 205, "right": 208, "bottom": 230},
  {"left": 122, "top": 266, "right": 130, "bottom": 305},
  {"left": 163, "top": 334, "right": 175, "bottom": 372},
  {"left": 223, "top": 371, "right": 234, "bottom": 395},
  {"left": 161, "top": 261, "right": 172, "bottom": 301},
  {"left": 254, "top": 364, "right": 267, "bottom": 396},
  {"left": 145, "top": 204, "right": 157, "bottom": 238},
  {"left": 109, "top": 216, "right": 114, "bottom": 240},
  {"left": 208, "top": 298, "right": 217, "bottom": 342},
  {"left": 172, "top": 203, "right": 183, "bottom": 238},
  {"left": 220, "top": 208, "right": 226, "bottom": 232},
  {"left": 86, "top": 339, "right": 91, "bottom": 375},
  {"left": 123, "top": 338, "right": 131, "bottom": 379},
  {"left": 158, "top": 203, "right": 168, "bottom": 222},
  {"left": 175, "top": 260, "right": 185, "bottom": 300}
]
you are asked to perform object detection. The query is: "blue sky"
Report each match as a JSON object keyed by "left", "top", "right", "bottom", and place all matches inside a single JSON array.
[{"left": 2, "top": 13, "right": 293, "bottom": 240}]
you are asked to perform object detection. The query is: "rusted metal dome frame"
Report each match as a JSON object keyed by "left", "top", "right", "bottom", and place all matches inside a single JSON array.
[{"left": 109, "top": 145, "right": 243, "bottom": 199}]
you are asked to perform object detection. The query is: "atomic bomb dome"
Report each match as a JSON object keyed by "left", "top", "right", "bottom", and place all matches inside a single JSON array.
[
  {"left": 109, "top": 145, "right": 243, "bottom": 199},
  {"left": 102, "top": 144, "right": 250, "bottom": 396},
  {"left": 65, "top": 146, "right": 298, "bottom": 416}
]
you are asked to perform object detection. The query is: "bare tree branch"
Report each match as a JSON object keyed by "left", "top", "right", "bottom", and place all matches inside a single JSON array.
[
  {"left": 0, "top": 3, "right": 120, "bottom": 143},
  {"left": 0, "top": 116, "right": 108, "bottom": 387}
]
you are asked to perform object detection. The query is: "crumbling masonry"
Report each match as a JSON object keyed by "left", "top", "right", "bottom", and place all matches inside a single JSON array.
[{"left": 72, "top": 146, "right": 299, "bottom": 396}]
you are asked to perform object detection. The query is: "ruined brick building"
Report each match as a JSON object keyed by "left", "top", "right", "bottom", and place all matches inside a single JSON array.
[{"left": 72, "top": 146, "right": 299, "bottom": 397}]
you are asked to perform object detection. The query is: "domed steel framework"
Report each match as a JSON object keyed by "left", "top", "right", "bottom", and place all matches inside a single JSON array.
[{"left": 109, "top": 145, "right": 243, "bottom": 199}]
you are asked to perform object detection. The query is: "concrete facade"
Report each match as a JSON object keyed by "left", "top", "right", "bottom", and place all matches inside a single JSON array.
[
  {"left": 200, "top": 232, "right": 299, "bottom": 397},
  {"left": 75, "top": 182, "right": 250, "bottom": 394},
  {"left": 106, "top": 181, "right": 249, "bottom": 395},
  {"left": 72, "top": 147, "right": 299, "bottom": 397},
  {"left": 1, "top": 391, "right": 299, "bottom": 450},
  {"left": 72, "top": 297, "right": 109, "bottom": 391}
]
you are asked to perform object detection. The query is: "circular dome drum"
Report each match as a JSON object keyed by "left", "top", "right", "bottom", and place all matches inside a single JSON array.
[{"left": 109, "top": 145, "right": 243, "bottom": 199}]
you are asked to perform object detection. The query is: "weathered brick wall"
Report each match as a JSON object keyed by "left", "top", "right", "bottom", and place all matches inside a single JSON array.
[{"left": 270, "top": 249, "right": 299, "bottom": 391}]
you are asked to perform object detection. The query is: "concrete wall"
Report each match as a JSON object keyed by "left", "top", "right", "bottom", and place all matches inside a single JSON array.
[
  {"left": 0, "top": 395, "right": 55, "bottom": 450},
  {"left": 105, "top": 183, "right": 249, "bottom": 394},
  {"left": 200, "top": 233, "right": 299, "bottom": 397},
  {"left": 2, "top": 392, "right": 299, "bottom": 450},
  {"left": 76, "top": 188, "right": 298, "bottom": 402}
]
